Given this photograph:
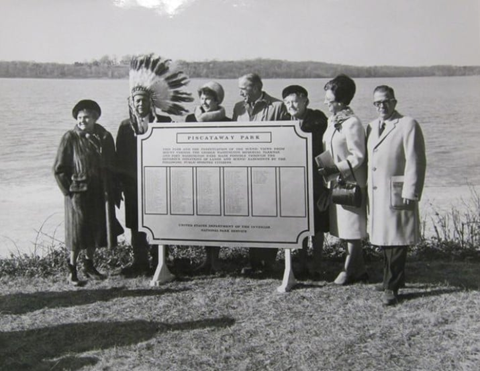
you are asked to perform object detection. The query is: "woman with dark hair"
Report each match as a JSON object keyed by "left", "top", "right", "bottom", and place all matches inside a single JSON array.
[
  {"left": 185, "top": 81, "right": 230, "bottom": 123},
  {"left": 186, "top": 81, "right": 230, "bottom": 274},
  {"left": 320, "top": 75, "right": 368, "bottom": 285},
  {"left": 54, "top": 100, "right": 121, "bottom": 285}
]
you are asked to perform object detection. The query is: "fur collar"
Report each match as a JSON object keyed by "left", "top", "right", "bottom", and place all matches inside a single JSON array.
[{"left": 194, "top": 106, "right": 227, "bottom": 122}]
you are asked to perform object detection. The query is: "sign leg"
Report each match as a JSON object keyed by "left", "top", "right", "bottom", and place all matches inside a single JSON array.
[
  {"left": 150, "top": 245, "right": 175, "bottom": 286},
  {"left": 277, "top": 249, "right": 297, "bottom": 293}
]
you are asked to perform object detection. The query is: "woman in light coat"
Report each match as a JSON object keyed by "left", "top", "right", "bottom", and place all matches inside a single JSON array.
[
  {"left": 366, "top": 85, "right": 426, "bottom": 305},
  {"left": 320, "top": 75, "right": 368, "bottom": 285}
]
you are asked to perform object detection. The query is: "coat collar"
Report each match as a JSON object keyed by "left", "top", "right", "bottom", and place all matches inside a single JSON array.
[
  {"left": 372, "top": 111, "right": 401, "bottom": 148},
  {"left": 245, "top": 91, "right": 277, "bottom": 107},
  {"left": 194, "top": 105, "right": 227, "bottom": 122}
]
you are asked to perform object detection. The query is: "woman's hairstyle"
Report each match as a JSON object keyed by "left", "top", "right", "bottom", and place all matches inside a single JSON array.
[
  {"left": 324, "top": 74, "right": 356, "bottom": 105},
  {"left": 197, "top": 81, "right": 225, "bottom": 104},
  {"left": 374, "top": 85, "right": 396, "bottom": 99},
  {"left": 198, "top": 87, "right": 219, "bottom": 102}
]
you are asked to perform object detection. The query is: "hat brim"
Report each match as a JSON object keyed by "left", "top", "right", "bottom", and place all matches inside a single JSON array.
[
  {"left": 72, "top": 99, "right": 101, "bottom": 119},
  {"left": 282, "top": 85, "right": 308, "bottom": 99}
]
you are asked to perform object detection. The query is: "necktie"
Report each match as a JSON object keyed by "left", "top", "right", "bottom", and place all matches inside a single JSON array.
[
  {"left": 246, "top": 101, "right": 254, "bottom": 117},
  {"left": 379, "top": 121, "right": 386, "bottom": 136}
]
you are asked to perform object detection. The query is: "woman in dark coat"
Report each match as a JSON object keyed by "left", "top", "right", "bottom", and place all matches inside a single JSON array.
[
  {"left": 282, "top": 85, "right": 329, "bottom": 277},
  {"left": 54, "top": 100, "right": 119, "bottom": 285},
  {"left": 185, "top": 81, "right": 230, "bottom": 274}
]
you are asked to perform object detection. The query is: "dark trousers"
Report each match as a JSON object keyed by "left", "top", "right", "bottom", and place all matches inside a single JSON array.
[
  {"left": 249, "top": 248, "right": 278, "bottom": 270},
  {"left": 382, "top": 245, "right": 408, "bottom": 292},
  {"left": 131, "top": 230, "right": 158, "bottom": 268}
]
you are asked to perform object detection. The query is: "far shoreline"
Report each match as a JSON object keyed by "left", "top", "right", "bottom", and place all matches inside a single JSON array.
[{"left": 1, "top": 59, "right": 479, "bottom": 80}]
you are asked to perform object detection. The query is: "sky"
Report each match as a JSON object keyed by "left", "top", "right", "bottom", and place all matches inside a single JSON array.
[{"left": 0, "top": 0, "right": 479, "bottom": 66}]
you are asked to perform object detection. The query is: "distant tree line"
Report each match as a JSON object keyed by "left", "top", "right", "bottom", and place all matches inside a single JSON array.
[
  {"left": 180, "top": 59, "right": 480, "bottom": 78},
  {"left": 0, "top": 55, "right": 479, "bottom": 79}
]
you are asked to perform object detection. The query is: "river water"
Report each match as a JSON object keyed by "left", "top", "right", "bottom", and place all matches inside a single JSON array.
[{"left": 1, "top": 76, "right": 479, "bottom": 257}]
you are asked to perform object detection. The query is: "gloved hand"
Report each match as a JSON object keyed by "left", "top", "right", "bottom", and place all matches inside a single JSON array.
[{"left": 318, "top": 165, "right": 339, "bottom": 178}]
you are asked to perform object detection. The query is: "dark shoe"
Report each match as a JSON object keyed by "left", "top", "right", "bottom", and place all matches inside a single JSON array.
[
  {"left": 309, "top": 269, "right": 323, "bottom": 280},
  {"left": 194, "top": 261, "right": 218, "bottom": 275},
  {"left": 382, "top": 290, "right": 398, "bottom": 306},
  {"left": 119, "top": 262, "right": 150, "bottom": 278},
  {"left": 241, "top": 265, "right": 262, "bottom": 275},
  {"left": 67, "top": 263, "right": 80, "bottom": 286},
  {"left": 352, "top": 272, "right": 369, "bottom": 284},
  {"left": 83, "top": 259, "right": 106, "bottom": 280},
  {"left": 376, "top": 282, "right": 405, "bottom": 292}
]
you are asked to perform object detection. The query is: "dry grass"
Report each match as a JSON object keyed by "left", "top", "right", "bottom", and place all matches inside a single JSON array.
[{"left": 1, "top": 259, "right": 480, "bottom": 371}]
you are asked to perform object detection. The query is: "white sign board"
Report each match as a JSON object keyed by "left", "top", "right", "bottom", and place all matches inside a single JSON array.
[{"left": 138, "top": 121, "right": 314, "bottom": 249}]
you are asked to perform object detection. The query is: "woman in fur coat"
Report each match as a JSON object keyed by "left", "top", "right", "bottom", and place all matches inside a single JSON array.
[
  {"left": 185, "top": 81, "right": 230, "bottom": 274},
  {"left": 54, "top": 100, "right": 120, "bottom": 285}
]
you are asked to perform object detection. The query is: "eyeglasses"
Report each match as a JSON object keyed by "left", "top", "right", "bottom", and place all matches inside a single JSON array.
[
  {"left": 373, "top": 99, "right": 395, "bottom": 107},
  {"left": 324, "top": 99, "right": 336, "bottom": 105}
]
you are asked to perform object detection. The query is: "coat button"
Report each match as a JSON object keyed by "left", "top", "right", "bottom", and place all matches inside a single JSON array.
[
  {"left": 373, "top": 186, "right": 377, "bottom": 190},
  {"left": 373, "top": 167, "right": 377, "bottom": 171}
]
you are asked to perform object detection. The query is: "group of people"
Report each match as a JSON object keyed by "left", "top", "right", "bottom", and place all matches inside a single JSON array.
[{"left": 53, "top": 54, "right": 426, "bottom": 306}]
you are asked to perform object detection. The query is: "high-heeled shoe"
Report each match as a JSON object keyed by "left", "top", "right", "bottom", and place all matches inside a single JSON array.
[
  {"left": 333, "top": 271, "right": 350, "bottom": 285},
  {"left": 334, "top": 271, "right": 369, "bottom": 285}
]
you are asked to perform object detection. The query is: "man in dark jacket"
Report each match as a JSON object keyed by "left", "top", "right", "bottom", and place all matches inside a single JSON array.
[
  {"left": 116, "top": 91, "right": 171, "bottom": 277},
  {"left": 233, "top": 73, "right": 288, "bottom": 275}
]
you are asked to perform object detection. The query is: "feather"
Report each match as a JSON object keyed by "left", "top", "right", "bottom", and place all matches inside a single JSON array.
[{"left": 129, "top": 54, "right": 192, "bottom": 115}]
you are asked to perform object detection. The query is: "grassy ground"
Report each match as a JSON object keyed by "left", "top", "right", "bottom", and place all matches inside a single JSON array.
[{"left": 1, "top": 250, "right": 480, "bottom": 371}]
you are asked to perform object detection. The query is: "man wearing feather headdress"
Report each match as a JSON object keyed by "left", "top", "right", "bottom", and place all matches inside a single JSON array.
[{"left": 116, "top": 54, "right": 192, "bottom": 277}]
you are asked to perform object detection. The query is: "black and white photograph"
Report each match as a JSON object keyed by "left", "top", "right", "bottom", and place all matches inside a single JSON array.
[{"left": 0, "top": 0, "right": 479, "bottom": 369}]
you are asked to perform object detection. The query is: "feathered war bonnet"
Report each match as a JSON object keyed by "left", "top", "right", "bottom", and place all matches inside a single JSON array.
[{"left": 129, "top": 54, "right": 193, "bottom": 116}]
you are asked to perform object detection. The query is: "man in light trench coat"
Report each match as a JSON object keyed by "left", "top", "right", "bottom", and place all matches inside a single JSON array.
[{"left": 366, "top": 85, "right": 426, "bottom": 306}]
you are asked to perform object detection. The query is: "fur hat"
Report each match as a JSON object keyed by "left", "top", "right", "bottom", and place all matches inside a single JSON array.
[
  {"left": 72, "top": 99, "right": 101, "bottom": 119},
  {"left": 282, "top": 85, "right": 309, "bottom": 99},
  {"left": 198, "top": 81, "right": 225, "bottom": 105}
]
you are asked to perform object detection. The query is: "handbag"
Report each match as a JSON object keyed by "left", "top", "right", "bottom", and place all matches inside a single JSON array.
[{"left": 331, "top": 160, "right": 362, "bottom": 208}]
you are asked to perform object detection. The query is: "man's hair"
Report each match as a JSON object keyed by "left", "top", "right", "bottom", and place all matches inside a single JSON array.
[
  {"left": 240, "top": 73, "right": 263, "bottom": 90},
  {"left": 374, "top": 85, "right": 396, "bottom": 99},
  {"left": 324, "top": 74, "right": 356, "bottom": 105}
]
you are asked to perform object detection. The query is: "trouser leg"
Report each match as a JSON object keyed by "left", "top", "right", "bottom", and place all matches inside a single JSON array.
[
  {"left": 298, "top": 237, "right": 309, "bottom": 271},
  {"left": 260, "top": 248, "right": 277, "bottom": 269},
  {"left": 299, "top": 234, "right": 323, "bottom": 273},
  {"left": 249, "top": 247, "right": 277, "bottom": 270},
  {"left": 383, "top": 245, "right": 408, "bottom": 292},
  {"left": 312, "top": 233, "right": 324, "bottom": 271},
  {"left": 131, "top": 229, "right": 149, "bottom": 267},
  {"left": 150, "top": 244, "right": 159, "bottom": 269},
  {"left": 209, "top": 246, "right": 220, "bottom": 271},
  {"left": 249, "top": 248, "right": 261, "bottom": 269}
]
